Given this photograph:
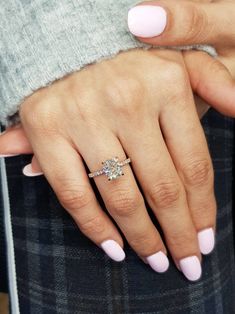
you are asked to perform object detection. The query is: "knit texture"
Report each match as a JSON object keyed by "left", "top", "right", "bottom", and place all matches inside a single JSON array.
[{"left": 0, "top": 0, "right": 216, "bottom": 126}]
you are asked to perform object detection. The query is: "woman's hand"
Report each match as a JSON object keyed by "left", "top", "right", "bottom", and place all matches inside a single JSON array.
[
  {"left": 128, "top": 0, "right": 235, "bottom": 116},
  {"left": 0, "top": 49, "right": 216, "bottom": 281}
]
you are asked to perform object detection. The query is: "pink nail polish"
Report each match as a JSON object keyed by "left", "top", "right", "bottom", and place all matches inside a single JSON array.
[
  {"left": 146, "top": 251, "right": 169, "bottom": 273},
  {"left": 128, "top": 5, "right": 167, "bottom": 38},
  {"left": 179, "top": 256, "right": 202, "bottom": 281},
  {"left": 100, "top": 240, "right": 125, "bottom": 262},
  {"left": 23, "top": 164, "right": 43, "bottom": 177},
  {"left": 198, "top": 228, "right": 215, "bottom": 255},
  {"left": 0, "top": 154, "right": 19, "bottom": 158}
]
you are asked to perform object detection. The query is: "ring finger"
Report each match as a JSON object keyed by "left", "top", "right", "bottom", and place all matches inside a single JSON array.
[{"left": 75, "top": 128, "right": 170, "bottom": 273}]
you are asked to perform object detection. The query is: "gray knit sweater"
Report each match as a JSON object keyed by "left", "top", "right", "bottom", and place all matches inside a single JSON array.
[{"left": 0, "top": 0, "right": 216, "bottom": 126}]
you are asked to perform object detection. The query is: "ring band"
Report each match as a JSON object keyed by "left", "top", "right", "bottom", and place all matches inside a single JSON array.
[{"left": 88, "top": 157, "right": 131, "bottom": 181}]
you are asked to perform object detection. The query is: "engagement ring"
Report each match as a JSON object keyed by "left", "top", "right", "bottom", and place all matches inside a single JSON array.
[{"left": 88, "top": 157, "right": 131, "bottom": 181}]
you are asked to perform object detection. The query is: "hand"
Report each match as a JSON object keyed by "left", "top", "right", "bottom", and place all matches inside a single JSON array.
[
  {"left": 128, "top": 0, "right": 235, "bottom": 116},
  {"left": 0, "top": 49, "right": 216, "bottom": 281},
  {"left": 0, "top": 92, "right": 210, "bottom": 168}
]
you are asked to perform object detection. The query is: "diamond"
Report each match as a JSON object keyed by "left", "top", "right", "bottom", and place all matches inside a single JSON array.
[{"left": 102, "top": 157, "right": 123, "bottom": 181}]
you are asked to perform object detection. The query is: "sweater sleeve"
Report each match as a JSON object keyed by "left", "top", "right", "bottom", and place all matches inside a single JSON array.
[{"left": 0, "top": 0, "right": 216, "bottom": 126}]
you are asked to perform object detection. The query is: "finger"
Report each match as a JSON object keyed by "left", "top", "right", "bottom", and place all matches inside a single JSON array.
[
  {"left": 0, "top": 124, "right": 22, "bottom": 134},
  {"left": 0, "top": 126, "right": 33, "bottom": 156},
  {"left": 76, "top": 129, "right": 170, "bottom": 273},
  {"left": 219, "top": 53, "right": 235, "bottom": 79},
  {"left": 23, "top": 155, "right": 43, "bottom": 177},
  {"left": 160, "top": 87, "right": 216, "bottom": 256},
  {"left": 31, "top": 155, "right": 42, "bottom": 173},
  {"left": 184, "top": 51, "right": 235, "bottom": 117},
  {"left": 128, "top": 1, "right": 235, "bottom": 46},
  {"left": 183, "top": 0, "right": 212, "bottom": 3},
  {"left": 120, "top": 120, "right": 202, "bottom": 281},
  {"left": 25, "top": 134, "right": 126, "bottom": 262},
  {"left": 194, "top": 94, "right": 210, "bottom": 119}
]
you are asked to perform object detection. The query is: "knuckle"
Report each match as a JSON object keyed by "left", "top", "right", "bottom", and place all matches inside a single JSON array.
[
  {"left": 196, "top": 59, "right": 228, "bottom": 95},
  {"left": 191, "top": 199, "right": 217, "bottom": 227},
  {"left": 183, "top": 157, "right": 213, "bottom": 186},
  {"left": 159, "top": 62, "right": 189, "bottom": 99},
  {"left": 79, "top": 215, "right": 106, "bottom": 235},
  {"left": 103, "top": 76, "right": 145, "bottom": 114},
  {"left": 161, "top": 61, "right": 187, "bottom": 84},
  {"left": 129, "top": 232, "right": 157, "bottom": 252},
  {"left": 20, "top": 99, "right": 59, "bottom": 133},
  {"left": 183, "top": 5, "right": 209, "bottom": 43},
  {"left": 206, "top": 59, "right": 227, "bottom": 77},
  {"left": 20, "top": 100, "right": 41, "bottom": 127},
  {"left": 168, "top": 231, "right": 196, "bottom": 252},
  {"left": 149, "top": 180, "right": 181, "bottom": 208},
  {"left": 107, "top": 189, "right": 142, "bottom": 217},
  {"left": 59, "top": 185, "right": 92, "bottom": 211},
  {"left": 168, "top": 62, "right": 186, "bottom": 81}
]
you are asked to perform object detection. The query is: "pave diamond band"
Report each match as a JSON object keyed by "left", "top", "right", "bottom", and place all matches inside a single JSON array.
[{"left": 88, "top": 157, "right": 131, "bottom": 181}]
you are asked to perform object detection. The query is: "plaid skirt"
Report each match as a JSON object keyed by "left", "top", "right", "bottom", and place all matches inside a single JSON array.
[{"left": 1, "top": 109, "right": 235, "bottom": 314}]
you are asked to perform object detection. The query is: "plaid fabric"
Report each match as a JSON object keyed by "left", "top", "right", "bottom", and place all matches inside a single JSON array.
[{"left": 2, "top": 109, "right": 235, "bottom": 313}]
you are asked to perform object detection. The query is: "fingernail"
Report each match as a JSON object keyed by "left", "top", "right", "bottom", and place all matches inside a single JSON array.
[
  {"left": 128, "top": 5, "right": 167, "bottom": 38},
  {"left": 22, "top": 164, "right": 43, "bottom": 177},
  {"left": 0, "top": 154, "right": 19, "bottom": 158},
  {"left": 198, "top": 228, "right": 215, "bottom": 255},
  {"left": 101, "top": 240, "right": 126, "bottom": 262},
  {"left": 179, "top": 256, "right": 202, "bottom": 281},
  {"left": 146, "top": 251, "right": 169, "bottom": 273}
]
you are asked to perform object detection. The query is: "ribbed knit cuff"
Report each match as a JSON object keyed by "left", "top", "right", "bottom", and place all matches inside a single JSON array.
[{"left": 0, "top": 0, "right": 216, "bottom": 126}]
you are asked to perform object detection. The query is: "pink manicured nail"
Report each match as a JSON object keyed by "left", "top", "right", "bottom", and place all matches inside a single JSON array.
[
  {"left": 0, "top": 154, "right": 19, "bottom": 158},
  {"left": 128, "top": 5, "right": 167, "bottom": 38},
  {"left": 198, "top": 228, "right": 215, "bottom": 255},
  {"left": 23, "top": 164, "right": 43, "bottom": 177},
  {"left": 146, "top": 251, "right": 169, "bottom": 273},
  {"left": 179, "top": 256, "right": 202, "bottom": 281},
  {"left": 100, "top": 240, "right": 126, "bottom": 262}
]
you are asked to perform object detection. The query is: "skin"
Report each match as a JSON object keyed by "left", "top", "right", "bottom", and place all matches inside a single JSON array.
[
  {"left": 134, "top": 0, "right": 235, "bottom": 115},
  {"left": 0, "top": 0, "right": 234, "bottom": 278},
  {"left": 1, "top": 49, "right": 216, "bottom": 272}
]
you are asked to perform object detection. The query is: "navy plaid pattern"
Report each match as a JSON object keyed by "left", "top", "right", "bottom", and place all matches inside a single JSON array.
[{"left": 1, "top": 109, "right": 235, "bottom": 313}]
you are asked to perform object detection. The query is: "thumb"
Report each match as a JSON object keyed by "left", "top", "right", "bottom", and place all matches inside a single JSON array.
[
  {"left": 184, "top": 51, "right": 235, "bottom": 117},
  {"left": 128, "top": 1, "right": 235, "bottom": 46}
]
